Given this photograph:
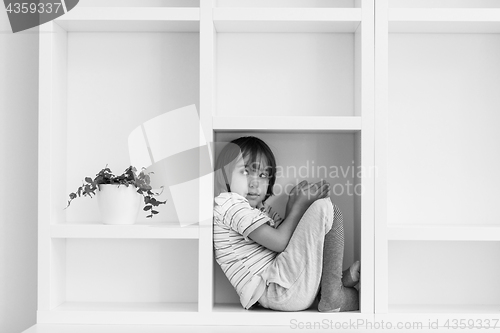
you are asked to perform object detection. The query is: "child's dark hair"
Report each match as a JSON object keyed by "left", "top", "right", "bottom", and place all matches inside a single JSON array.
[{"left": 214, "top": 136, "right": 277, "bottom": 202}]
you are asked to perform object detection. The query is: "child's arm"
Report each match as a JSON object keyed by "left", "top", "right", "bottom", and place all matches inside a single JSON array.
[{"left": 248, "top": 180, "right": 330, "bottom": 252}]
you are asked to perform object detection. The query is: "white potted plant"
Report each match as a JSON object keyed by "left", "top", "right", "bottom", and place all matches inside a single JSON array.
[{"left": 66, "top": 166, "right": 166, "bottom": 224}]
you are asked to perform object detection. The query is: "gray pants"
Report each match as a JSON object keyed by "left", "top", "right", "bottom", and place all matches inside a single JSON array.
[{"left": 258, "top": 198, "right": 336, "bottom": 311}]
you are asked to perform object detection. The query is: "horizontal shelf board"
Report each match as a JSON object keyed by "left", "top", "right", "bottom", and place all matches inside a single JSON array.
[
  {"left": 214, "top": 302, "right": 361, "bottom": 313},
  {"left": 387, "top": 224, "right": 500, "bottom": 241},
  {"left": 54, "top": 301, "right": 198, "bottom": 312},
  {"left": 389, "top": 9, "right": 500, "bottom": 33},
  {"left": 389, "top": 8, "right": 500, "bottom": 22},
  {"left": 213, "top": 116, "right": 362, "bottom": 132},
  {"left": 213, "top": 302, "right": 349, "bottom": 314},
  {"left": 389, "top": 304, "right": 500, "bottom": 314},
  {"left": 213, "top": 8, "right": 362, "bottom": 32},
  {"left": 50, "top": 221, "right": 199, "bottom": 239},
  {"left": 212, "top": 303, "right": 362, "bottom": 324},
  {"left": 25, "top": 324, "right": 346, "bottom": 333},
  {"left": 55, "top": 7, "right": 200, "bottom": 32},
  {"left": 61, "top": 7, "right": 200, "bottom": 21},
  {"left": 39, "top": 303, "right": 366, "bottom": 326}
]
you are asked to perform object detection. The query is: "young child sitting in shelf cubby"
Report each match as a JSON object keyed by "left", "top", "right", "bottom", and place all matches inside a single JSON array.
[{"left": 213, "top": 136, "right": 360, "bottom": 312}]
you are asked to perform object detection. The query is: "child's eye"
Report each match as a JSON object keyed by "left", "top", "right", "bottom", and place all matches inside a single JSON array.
[
  {"left": 259, "top": 173, "right": 269, "bottom": 179},
  {"left": 242, "top": 169, "right": 249, "bottom": 175}
]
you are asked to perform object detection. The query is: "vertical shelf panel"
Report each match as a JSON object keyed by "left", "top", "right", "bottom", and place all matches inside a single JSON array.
[
  {"left": 374, "top": 0, "right": 390, "bottom": 314},
  {"left": 199, "top": 0, "right": 215, "bottom": 313},
  {"left": 358, "top": 0, "right": 375, "bottom": 314},
  {"left": 39, "top": 21, "right": 69, "bottom": 312}
]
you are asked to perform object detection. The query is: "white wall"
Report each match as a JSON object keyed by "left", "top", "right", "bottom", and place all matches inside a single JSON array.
[{"left": 0, "top": 8, "right": 38, "bottom": 333}]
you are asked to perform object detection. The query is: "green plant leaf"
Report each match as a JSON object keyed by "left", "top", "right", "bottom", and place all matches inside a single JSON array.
[{"left": 65, "top": 164, "right": 167, "bottom": 218}]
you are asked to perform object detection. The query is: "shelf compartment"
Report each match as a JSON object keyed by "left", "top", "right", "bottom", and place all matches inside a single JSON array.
[
  {"left": 50, "top": 221, "right": 200, "bottom": 239},
  {"left": 388, "top": 224, "right": 500, "bottom": 241},
  {"left": 389, "top": 241, "right": 500, "bottom": 314},
  {"left": 214, "top": 131, "right": 364, "bottom": 310},
  {"left": 389, "top": 9, "right": 500, "bottom": 33},
  {"left": 47, "top": 239, "right": 199, "bottom": 312},
  {"left": 45, "top": 22, "right": 200, "bottom": 225},
  {"left": 216, "top": 32, "right": 361, "bottom": 117},
  {"left": 38, "top": 302, "right": 198, "bottom": 324},
  {"left": 213, "top": 8, "right": 362, "bottom": 32},
  {"left": 55, "top": 7, "right": 200, "bottom": 32},
  {"left": 386, "top": 33, "right": 500, "bottom": 228},
  {"left": 213, "top": 116, "right": 362, "bottom": 132}
]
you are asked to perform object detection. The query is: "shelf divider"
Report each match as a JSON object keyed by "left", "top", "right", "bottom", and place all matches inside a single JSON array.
[
  {"left": 213, "top": 8, "right": 362, "bottom": 32},
  {"left": 389, "top": 304, "right": 500, "bottom": 314},
  {"left": 387, "top": 224, "right": 500, "bottom": 241},
  {"left": 60, "top": 7, "right": 200, "bottom": 21},
  {"left": 55, "top": 7, "right": 200, "bottom": 32},
  {"left": 389, "top": 8, "right": 500, "bottom": 33},
  {"left": 389, "top": 8, "right": 500, "bottom": 22},
  {"left": 50, "top": 222, "right": 200, "bottom": 239},
  {"left": 213, "top": 116, "right": 362, "bottom": 132}
]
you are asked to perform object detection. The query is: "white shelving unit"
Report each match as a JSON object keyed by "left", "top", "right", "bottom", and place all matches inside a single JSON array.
[
  {"left": 32, "top": 0, "right": 500, "bottom": 330},
  {"left": 36, "top": 0, "right": 375, "bottom": 326},
  {"left": 36, "top": 0, "right": 374, "bottom": 326},
  {"left": 375, "top": 0, "right": 500, "bottom": 316}
]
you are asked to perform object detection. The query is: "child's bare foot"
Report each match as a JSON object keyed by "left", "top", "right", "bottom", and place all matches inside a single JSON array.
[{"left": 342, "top": 261, "right": 360, "bottom": 288}]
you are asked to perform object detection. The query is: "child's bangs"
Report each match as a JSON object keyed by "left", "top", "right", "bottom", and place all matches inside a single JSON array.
[{"left": 242, "top": 150, "right": 273, "bottom": 175}]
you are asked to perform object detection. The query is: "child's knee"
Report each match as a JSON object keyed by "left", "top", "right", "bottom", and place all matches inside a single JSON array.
[
  {"left": 310, "top": 197, "right": 333, "bottom": 213},
  {"left": 307, "top": 198, "right": 334, "bottom": 226}
]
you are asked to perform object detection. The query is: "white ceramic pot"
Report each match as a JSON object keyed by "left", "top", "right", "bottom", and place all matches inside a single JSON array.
[{"left": 97, "top": 184, "right": 141, "bottom": 225}]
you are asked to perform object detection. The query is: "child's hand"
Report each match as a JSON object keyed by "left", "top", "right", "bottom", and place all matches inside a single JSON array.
[
  {"left": 286, "top": 180, "right": 330, "bottom": 214},
  {"left": 285, "top": 180, "right": 309, "bottom": 216},
  {"left": 301, "top": 180, "right": 330, "bottom": 206}
]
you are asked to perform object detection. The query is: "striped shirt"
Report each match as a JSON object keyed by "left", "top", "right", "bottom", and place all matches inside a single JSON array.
[{"left": 213, "top": 192, "right": 283, "bottom": 309}]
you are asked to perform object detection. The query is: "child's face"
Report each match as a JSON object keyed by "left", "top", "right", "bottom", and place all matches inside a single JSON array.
[{"left": 230, "top": 155, "right": 270, "bottom": 208}]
